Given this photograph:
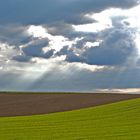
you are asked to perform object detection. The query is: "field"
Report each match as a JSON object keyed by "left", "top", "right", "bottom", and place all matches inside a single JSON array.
[
  {"left": 0, "top": 93, "right": 140, "bottom": 140},
  {"left": 0, "top": 93, "right": 140, "bottom": 117}
]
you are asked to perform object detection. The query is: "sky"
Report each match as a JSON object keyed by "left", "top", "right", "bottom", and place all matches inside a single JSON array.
[{"left": 0, "top": 0, "right": 140, "bottom": 93}]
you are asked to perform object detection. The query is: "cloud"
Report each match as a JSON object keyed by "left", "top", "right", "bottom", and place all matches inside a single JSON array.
[
  {"left": 0, "top": 0, "right": 139, "bottom": 25},
  {"left": 0, "top": 25, "right": 30, "bottom": 45},
  {"left": 82, "top": 29, "right": 136, "bottom": 65},
  {"left": 95, "top": 88, "right": 140, "bottom": 94},
  {"left": 0, "top": 1, "right": 140, "bottom": 92},
  {"left": 12, "top": 55, "right": 31, "bottom": 62},
  {"left": 0, "top": 42, "right": 20, "bottom": 64},
  {"left": 21, "top": 38, "right": 49, "bottom": 58},
  {"left": 0, "top": 61, "right": 140, "bottom": 92},
  {"left": 58, "top": 27, "right": 136, "bottom": 66},
  {"left": 57, "top": 5, "right": 140, "bottom": 66}
]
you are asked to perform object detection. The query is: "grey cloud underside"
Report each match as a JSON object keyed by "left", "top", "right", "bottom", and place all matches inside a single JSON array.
[
  {"left": 0, "top": 67, "right": 139, "bottom": 92},
  {"left": 13, "top": 38, "right": 55, "bottom": 61},
  {"left": 0, "top": 0, "right": 139, "bottom": 25},
  {"left": 12, "top": 55, "right": 31, "bottom": 62},
  {"left": 0, "top": 25, "right": 31, "bottom": 46},
  {"left": 28, "top": 68, "right": 140, "bottom": 91},
  {"left": 59, "top": 27, "right": 137, "bottom": 66}
]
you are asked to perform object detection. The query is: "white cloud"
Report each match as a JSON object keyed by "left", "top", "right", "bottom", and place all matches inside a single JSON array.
[
  {"left": 0, "top": 43, "right": 20, "bottom": 65},
  {"left": 27, "top": 25, "right": 73, "bottom": 52},
  {"left": 27, "top": 25, "right": 48, "bottom": 38},
  {"left": 73, "top": 11, "right": 113, "bottom": 32},
  {"left": 84, "top": 41, "right": 101, "bottom": 48},
  {"left": 73, "top": 21, "right": 112, "bottom": 33},
  {"left": 73, "top": 4, "right": 140, "bottom": 61},
  {"left": 73, "top": 5, "right": 140, "bottom": 32},
  {"left": 96, "top": 88, "right": 140, "bottom": 94}
]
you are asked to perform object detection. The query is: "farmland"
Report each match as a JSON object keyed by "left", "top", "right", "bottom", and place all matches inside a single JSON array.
[{"left": 0, "top": 94, "right": 140, "bottom": 140}]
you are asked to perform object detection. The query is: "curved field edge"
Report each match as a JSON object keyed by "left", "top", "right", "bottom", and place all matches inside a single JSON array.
[{"left": 0, "top": 98, "right": 140, "bottom": 140}]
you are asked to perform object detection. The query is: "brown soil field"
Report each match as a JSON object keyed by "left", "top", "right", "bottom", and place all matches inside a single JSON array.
[{"left": 0, "top": 93, "right": 140, "bottom": 117}]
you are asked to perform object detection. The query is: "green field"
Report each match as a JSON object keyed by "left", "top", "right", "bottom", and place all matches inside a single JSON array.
[{"left": 0, "top": 98, "right": 140, "bottom": 140}]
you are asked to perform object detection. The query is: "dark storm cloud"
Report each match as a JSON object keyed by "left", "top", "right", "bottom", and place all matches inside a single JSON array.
[{"left": 0, "top": 0, "right": 139, "bottom": 25}]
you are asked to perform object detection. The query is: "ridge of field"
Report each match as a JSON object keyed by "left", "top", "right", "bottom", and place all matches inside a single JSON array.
[{"left": 0, "top": 98, "right": 140, "bottom": 140}]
